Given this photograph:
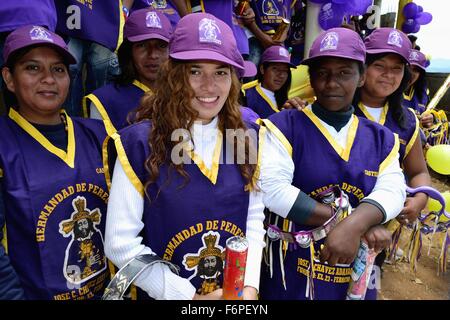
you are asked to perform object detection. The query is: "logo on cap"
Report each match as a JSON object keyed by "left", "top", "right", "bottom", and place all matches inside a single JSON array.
[
  {"left": 320, "top": 32, "right": 339, "bottom": 52},
  {"left": 279, "top": 47, "right": 289, "bottom": 58},
  {"left": 146, "top": 11, "right": 162, "bottom": 29},
  {"left": 409, "top": 51, "right": 420, "bottom": 62},
  {"left": 149, "top": 0, "right": 167, "bottom": 9},
  {"left": 29, "top": 26, "right": 53, "bottom": 43},
  {"left": 199, "top": 18, "right": 221, "bottom": 45},
  {"left": 387, "top": 30, "right": 403, "bottom": 48}
]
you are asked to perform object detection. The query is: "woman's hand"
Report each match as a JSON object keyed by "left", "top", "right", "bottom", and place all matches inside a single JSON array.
[
  {"left": 397, "top": 195, "right": 427, "bottom": 225},
  {"left": 320, "top": 218, "right": 362, "bottom": 266},
  {"left": 362, "top": 225, "right": 392, "bottom": 253},
  {"left": 193, "top": 289, "right": 223, "bottom": 300},
  {"left": 283, "top": 97, "right": 307, "bottom": 111},
  {"left": 420, "top": 112, "right": 434, "bottom": 128}
]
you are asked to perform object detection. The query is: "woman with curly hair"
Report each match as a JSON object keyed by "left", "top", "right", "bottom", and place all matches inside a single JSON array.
[{"left": 104, "top": 13, "right": 266, "bottom": 300}]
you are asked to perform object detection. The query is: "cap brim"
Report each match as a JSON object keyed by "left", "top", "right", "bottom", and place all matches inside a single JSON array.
[
  {"left": 410, "top": 62, "right": 426, "bottom": 71},
  {"left": 127, "top": 33, "right": 170, "bottom": 43},
  {"left": 9, "top": 41, "right": 77, "bottom": 65},
  {"left": 301, "top": 52, "right": 365, "bottom": 66},
  {"left": 170, "top": 50, "right": 244, "bottom": 72},
  {"left": 263, "top": 59, "right": 297, "bottom": 68},
  {"left": 366, "top": 48, "right": 409, "bottom": 63}
]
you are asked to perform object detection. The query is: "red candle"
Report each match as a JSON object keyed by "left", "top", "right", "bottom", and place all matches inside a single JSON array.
[{"left": 222, "top": 236, "right": 248, "bottom": 300}]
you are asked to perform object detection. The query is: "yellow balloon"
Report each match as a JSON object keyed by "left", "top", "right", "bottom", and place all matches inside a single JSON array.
[
  {"left": 439, "top": 191, "right": 450, "bottom": 223},
  {"left": 428, "top": 197, "right": 442, "bottom": 213},
  {"left": 288, "top": 65, "right": 315, "bottom": 103},
  {"left": 426, "top": 145, "right": 450, "bottom": 175}
]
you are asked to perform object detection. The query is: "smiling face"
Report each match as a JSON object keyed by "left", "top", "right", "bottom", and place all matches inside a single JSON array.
[
  {"left": 260, "top": 62, "right": 290, "bottom": 92},
  {"left": 131, "top": 38, "right": 168, "bottom": 88},
  {"left": 188, "top": 60, "right": 232, "bottom": 124},
  {"left": 362, "top": 53, "right": 405, "bottom": 101},
  {"left": 2, "top": 46, "right": 70, "bottom": 124},
  {"left": 309, "top": 57, "right": 365, "bottom": 112}
]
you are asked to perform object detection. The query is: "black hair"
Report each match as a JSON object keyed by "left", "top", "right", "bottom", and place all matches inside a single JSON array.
[
  {"left": 257, "top": 62, "right": 292, "bottom": 108},
  {"left": 115, "top": 39, "right": 136, "bottom": 86},
  {"left": 353, "top": 53, "right": 411, "bottom": 130},
  {"left": 410, "top": 66, "right": 428, "bottom": 103}
]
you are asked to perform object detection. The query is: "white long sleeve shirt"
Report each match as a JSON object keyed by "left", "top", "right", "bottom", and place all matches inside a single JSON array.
[
  {"left": 259, "top": 106, "right": 406, "bottom": 222},
  {"left": 105, "top": 117, "right": 266, "bottom": 300}
]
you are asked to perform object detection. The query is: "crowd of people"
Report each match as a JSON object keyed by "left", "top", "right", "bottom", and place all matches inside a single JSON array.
[{"left": 0, "top": 0, "right": 436, "bottom": 300}]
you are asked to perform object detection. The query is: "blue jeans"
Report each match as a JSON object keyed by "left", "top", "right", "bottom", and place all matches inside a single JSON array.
[{"left": 64, "top": 37, "right": 120, "bottom": 117}]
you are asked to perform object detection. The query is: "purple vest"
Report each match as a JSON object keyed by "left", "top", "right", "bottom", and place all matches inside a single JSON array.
[
  {"left": 403, "top": 87, "right": 428, "bottom": 116},
  {"left": 354, "top": 103, "right": 419, "bottom": 162},
  {"left": 251, "top": 0, "right": 293, "bottom": 34},
  {"left": 55, "top": 0, "right": 122, "bottom": 51},
  {"left": 0, "top": 112, "right": 109, "bottom": 300},
  {"left": 0, "top": 0, "right": 56, "bottom": 32},
  {"left": 131, "top": 0, "right": 180, "bottom": 28},
  {"left": 259, "top": 109, "right": 397, "bottom": 300},
  {"left": 116, "top": 120, "right": 259, "bottom": 296},
  {"left": 241, "top": 106, "right": 260, "bottom": 123},
  {"left": 200, "top": 0, "right": 249, "bottom": 55},
  {"left": 244, "top": 83, "right": 280, "bottom": 119},
  {"left": 86, "top": 81, "right": 150, "bottom": 134}
]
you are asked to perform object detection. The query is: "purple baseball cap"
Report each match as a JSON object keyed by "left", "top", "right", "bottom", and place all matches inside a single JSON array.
[
  {"left": 301, "top": 27, "right": 366, "bottom": 66},
  {"left": 169, "top": 13, "right": 245, "bottom": 74},
  {"left": 408, "top": 49, "right": 430, "bottom": 71},
  {"left": 261, "top": 46, "right": 296, "bottom": 68},
  {"left": 124, "top": 9, "right": 173, "bottom": 43},
  {"left": 364, "top": 28, "right": 411, "bottom": 62},
  {"left": 3, "top": 25, "right": 76, "bottom": 65}
]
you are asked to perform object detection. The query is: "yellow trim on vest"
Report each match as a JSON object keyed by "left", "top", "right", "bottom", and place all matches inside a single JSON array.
[
  {"left": 291, "top": 0, "right": 298, "bottom": 8},
  {"left": 112, "top": 132, "right": 145, "bottom": 197},
  {"left": 82, "top": 94, "right": 89, "bottom": 118},
  {"left": 254, "top": 125, "right": 267, "bottom": 182},
  {"left": 9, "top": 108, "right": 76, "bottom": 168},
  {"left": 116, "top": 0, "right": 125, "bottom": 53},
  {"left": 379, "top": 134, "right": 400, "bottom": 174},
  {"left": 357, "top": 102, "right": 388, "bottom": 125},
  {"left": 102, "top": 135, "right": 112, "bottom": 191},
  {"left": 184, "top": 130, "right": 223, "bottom": 185},
  {"left": 0, "top": 167, "right": 3, "bottom": 178},
  {"left": 261, "top": 119, "right": 293, "bottom": 157},
  {"left": 132, "top": 80, "right": 152, "bottom": 93},
  {"left": 85, "top": 93, "right": 118, "bottom": 137},
  {"left": 1, "top": 225, "right": 7, "bottom": 254},
  {"left": 403, "top": 87, "right": 415, "bottom": 101},
  {"left": 302, "top": 108, "right": 358, "bottom": 162},
  {"left": 242, "top": 80, "right": 258, "bottom": 91},
  {"left": 404, "top": 108, "right": 420, "bottom": 159},
  {"left": 255, "top": 84, "right": 280, "bottom": 113}
]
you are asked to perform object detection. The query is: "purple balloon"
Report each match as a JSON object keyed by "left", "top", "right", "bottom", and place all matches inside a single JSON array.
[
  {"left": 345, "top": 0, "right": 372, "bottom": 15},
  {"left": 402, "top": 19, "right": 419, "bottom": 34},
  {"left": 332, "top": 0, "right": 347, "bottom": 4},
  {"left": 416, "top": 12, "right": 433, "bottom": 25},
  {"left": 418, "top": 5, "right": 424, "bottom": 13},
  {"left": 403, "top": 2, "right": 418, "bottom": 19},
  {"left": 309, "top": 0, "right": 329, "bottom": 4}
]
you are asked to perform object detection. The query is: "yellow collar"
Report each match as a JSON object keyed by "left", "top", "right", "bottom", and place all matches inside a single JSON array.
[
  {"left": 357, "top": 102, "right": 388, "bottom": 125},
  {"left": 9, "top": 108, "right": 75, "bottom": 168},
  {"left": 303, "top": 108, "right": 358, "bottom": 162}
]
